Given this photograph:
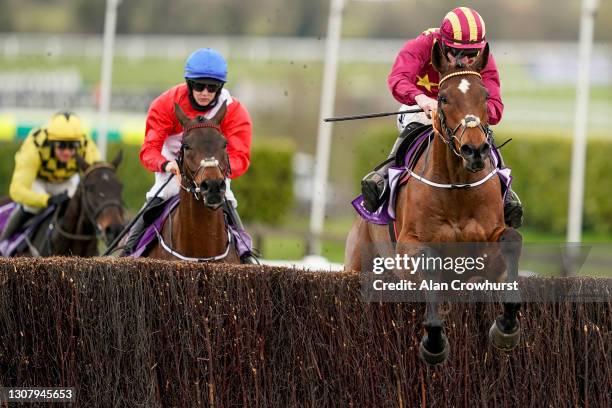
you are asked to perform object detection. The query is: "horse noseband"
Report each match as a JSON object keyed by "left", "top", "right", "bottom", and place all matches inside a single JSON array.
[
  {"left": 192, "top": 158, "right": 220, "bottom": 194},
  {"left": 181, "top": 156, "right": 227, "bottom": 202},
  {"left": 438, "top": 109, "right": 490, "bottom": 158},
  {"left": 461, "top": 115, "right": 480, "bottom": 128}
]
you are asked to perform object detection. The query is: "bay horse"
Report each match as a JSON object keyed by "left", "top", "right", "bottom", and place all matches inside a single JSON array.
[
  {"left": 143, "top": 103, "right": 240, "bottom": 263},
  {"left": 345, "top": 42, "right": 522, "bottom": 365},
  {"left": 12, "top": 152, "right": 125, "bottom": 257}
]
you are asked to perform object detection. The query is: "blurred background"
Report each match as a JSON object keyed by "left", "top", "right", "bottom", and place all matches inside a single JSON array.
[{"left": 0, "top": 0, "right": 611, "bottom": 272}]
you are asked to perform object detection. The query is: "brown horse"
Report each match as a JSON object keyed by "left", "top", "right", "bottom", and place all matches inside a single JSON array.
[
  {"left": 13, "top": 152, "right": 125, "bottom": 256},
  {"left": 144, "top": 103, "right": 240, "bottom": 263},
  {"left": 345, "top": 42, "right": 522, "bottom": 365}
]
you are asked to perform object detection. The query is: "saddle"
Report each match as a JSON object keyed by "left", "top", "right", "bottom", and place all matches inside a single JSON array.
[
  {"left": 128, "top": 196, "right": 252, "bottom": 259},
  {"left": 0, "top": 202, "right": 57, "bottom": 256},
  {"left": 394, "top": 123, "right": 432, "bottom": 168},
  {"left": 142, "top": 197, "right": 171, "bottom": 224}
]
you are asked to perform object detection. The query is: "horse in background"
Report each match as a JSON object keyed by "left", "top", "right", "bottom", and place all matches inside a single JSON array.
[
  {"left": 345, "top": 42, "right": 522, "bottom": 365},
  {"left": 0, "top": 152, "right": 125, "bottom": 257}
]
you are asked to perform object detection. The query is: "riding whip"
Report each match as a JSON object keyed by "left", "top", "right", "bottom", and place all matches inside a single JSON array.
[
  {"left": 102, "top": 174, "right": 174, "bottom": 256},
  {"left": 324, "top": 108, "right": 424, "bottom": 122}
]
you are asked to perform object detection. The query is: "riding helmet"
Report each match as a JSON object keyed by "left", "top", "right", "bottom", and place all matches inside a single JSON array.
[
  {"left": 46, "top": 112, "right": 85, "bottom": 142},
  {"left": 184, "top": 48, "right": 228, "bottom": 82},
  {"left": 440, "top": 7, "right": 487, "bottom": 50}
]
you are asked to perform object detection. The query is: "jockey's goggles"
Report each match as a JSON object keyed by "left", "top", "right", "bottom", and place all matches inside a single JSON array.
[
  {"left": 54, "top": 141, "right": 81, "bottom": 150},
  {"left": 447, "top": 46, "right": 480, "bottom": 59},
  {"left": 187, "top": 79, "right": 223, "bottom": 93}
]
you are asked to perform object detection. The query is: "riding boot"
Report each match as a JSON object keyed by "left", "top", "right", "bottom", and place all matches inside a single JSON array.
[
  {"left": 121, "top": 197, "right": 164, "bottom": 256},
  {"left": 491, "top": 131, "right": 524, "bottom": 228},
  {"left": 223, "top": 201, "right": 260, "bottom": 264},
  {"left": 0, "top": 206, "right": 34, "bottom": 241},
  {"left": 504, "top": 190, "right": 523, "bottom": 228},
  {"left": 361, "top": 122, "right": 423, "bottom": 213}
]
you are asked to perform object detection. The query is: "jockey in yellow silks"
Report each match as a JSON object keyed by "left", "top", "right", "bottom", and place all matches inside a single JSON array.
[{"left": 0, "top": 112, "right": 101, "bottom": 241}]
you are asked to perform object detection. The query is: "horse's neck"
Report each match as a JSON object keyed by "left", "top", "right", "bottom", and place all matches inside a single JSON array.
[
  {"left": 170, "top": 190, "right": 228, "bottom": 258},
  {"left": 51, "top": 187, "right": 97, "bottom": 255},
  {"left": 429, "top": 133, "right": 480, "bottom": 184}
]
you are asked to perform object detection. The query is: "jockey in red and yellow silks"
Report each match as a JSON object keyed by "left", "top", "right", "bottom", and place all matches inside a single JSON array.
[
  {"left": 122, "top": 48, "right": 259, "bottom": 263},
  {"left": 387, "top": 27, "right": 503, "bottom": 126},
  {"left": 360, "top": 7, "right": 523, "bottom": 228}
]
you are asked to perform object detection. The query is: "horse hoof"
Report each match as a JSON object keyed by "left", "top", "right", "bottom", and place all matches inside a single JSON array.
[
  {"left": 419, "top": 334, "right": 450, "bottom": 366},
  {"left": 489, "top": 320, "right": 521, "bottom": 351}
]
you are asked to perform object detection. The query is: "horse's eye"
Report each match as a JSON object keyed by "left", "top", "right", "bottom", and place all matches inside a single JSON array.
[
  {"left": 439, "top": 95, "right": 448, "bottom": 104},
  {"left": 182, "top": 144, "right": 191, "bottom": 150}
]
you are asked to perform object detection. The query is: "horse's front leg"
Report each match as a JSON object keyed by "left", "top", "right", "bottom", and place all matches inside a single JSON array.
[
  {"left": 489, "top": 227, "right": 522, "bottom": 351},
  {"left": 418, "top": 245, "right": 450, "bottom": 365}
]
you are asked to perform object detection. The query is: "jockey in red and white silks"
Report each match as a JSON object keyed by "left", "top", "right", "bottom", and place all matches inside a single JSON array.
[{"left": 140, "top": 84, "right": 252, "bottom": 208}]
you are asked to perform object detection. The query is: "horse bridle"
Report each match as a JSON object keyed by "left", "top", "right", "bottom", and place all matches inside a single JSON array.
[
  {"left": 53, "top": 164, "right": 124, "bottom": 241},
  {"left": 436, "top": 70, "right": 492, "bottom": 158},
  {"left": 155, "top": 120, "right": 234, "bottom": 262},
  {"left": 178, "top": 122, "right": 231, "bottom": 202},
  {"left": 404, "top": 70, "right": 500, "bottom": 190}
]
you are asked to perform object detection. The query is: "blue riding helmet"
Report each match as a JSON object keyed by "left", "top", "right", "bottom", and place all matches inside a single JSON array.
[{"left": 184, "top": 48, "right": 228, "bottom": 82}]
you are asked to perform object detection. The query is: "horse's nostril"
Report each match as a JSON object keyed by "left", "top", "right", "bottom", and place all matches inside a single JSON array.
[
  {"left": 480, "top": 143, "right": 490, "bottom": 156},
  {"left": 200, "top": 180, "right": 209, "bottom": 191},
  {"left": 460, "top": 144, "right": 474, "bottom": 157}
]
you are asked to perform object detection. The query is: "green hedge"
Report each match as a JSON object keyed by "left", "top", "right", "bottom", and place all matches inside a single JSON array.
[
  {"left": 0, "top": 140, "right": 294, "bottom": 225},
  {"left": 231, "top": 139, "right": 294, "bottom": 225},
  {"left": 355, "top": 128, "right": 612, "bottom": 234}
]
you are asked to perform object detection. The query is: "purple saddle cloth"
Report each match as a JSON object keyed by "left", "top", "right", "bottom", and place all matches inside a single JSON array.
[
  {"left": 351, "top": 129, "right": 512, "bottom": 225},
  {"left": 0, "top": 202, "right": 56, "bottom": 256},
  {"left": 128, "top": 195, "right": 253, "bottom": 259}
]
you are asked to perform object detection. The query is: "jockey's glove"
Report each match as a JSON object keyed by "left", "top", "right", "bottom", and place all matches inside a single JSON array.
[{"left": 47, "top": 191, "right": 70, "bottom": 207}]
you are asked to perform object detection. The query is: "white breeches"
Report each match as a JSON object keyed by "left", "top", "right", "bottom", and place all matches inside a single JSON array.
[
  {"left": 396, "top": 103, "right": 432, "bottom": 132},
  {"left": 24, "top": 174, "right": 80, "bottom": 213}
]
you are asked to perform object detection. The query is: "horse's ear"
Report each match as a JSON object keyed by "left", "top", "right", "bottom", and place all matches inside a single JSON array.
[
  {"left": 174, "top": 103, "right": 191, "bottom": 128},
  {"left": 75, "top": 154, "right": 89, "bottom": 172},
  {"left": 210, "top": 101, "right": 227, "bottom": 126},
  {"left": 111, "top": 149, "right": 123, "bottom": 169},
  {"left": 471, "top": 43, "right": 490, "bottom": 72},
  {"left": 431, "top": 40, "right": 449, "bottom": 74}
]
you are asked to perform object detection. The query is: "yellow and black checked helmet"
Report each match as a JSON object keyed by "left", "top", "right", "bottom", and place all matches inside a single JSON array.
[{"left": 45, "top": 112, "right": 85, "bottom": 143}]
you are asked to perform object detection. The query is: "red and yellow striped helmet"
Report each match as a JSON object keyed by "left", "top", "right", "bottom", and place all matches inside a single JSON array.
[{"left": 440, "top": 7, "right": 486, "bottom": 50}]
